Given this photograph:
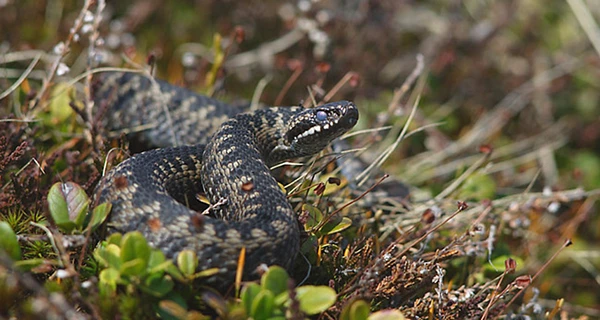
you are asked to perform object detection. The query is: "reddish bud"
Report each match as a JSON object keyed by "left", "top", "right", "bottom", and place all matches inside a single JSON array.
[
  {"left": 315, "top": 62, "right": 331, "bottom": 74},
  {"left": 147, "top": 53, "right": 156, "bottom": 66},
  {"left": 314, "top": 182, "right": 326, "bottom": 196},
  {"left": 298, "top": 210, "right": 309, "bottom": 225},
  {"left": 349, "top": 72, "right": 360, "bottom": 87},
  {"left": 505, "top": 258, "right": 517, "bottom": 274},
  {"left": 421, "top": 208, "right": 435, "bottom": 224},
  {"left": 513, "top": 275, "right": 532, "bottom": 288},
  {"left": 234, "top": 26, "right": 245, "bottom": 43},
  {"left": 479, "top": 144, "right": 493, "bottom": 154}
]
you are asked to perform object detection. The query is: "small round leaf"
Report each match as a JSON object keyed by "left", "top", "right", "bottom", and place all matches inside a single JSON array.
[
  {"left": 89, "top": 202, "right": 111, "bottom": 230},
  {"left": 261, "top": 266, "right": 289, "bottom": 296},
  {"left": 48, "top": 182, "right": 90, "bottom": 232},
  {"left": 0, "top": 221, "right": 21, "bottom": 260},
  {"left": 340, "top": 299, "right": 370, "bottom": 320},
  {"left": 303, "top": 204, "right": 323, "bottom": 230},
  {"left": 120, "top": 232, "right": 151, "bottom": 275},
  {"left": 295, "top": 285, "right": 336, "bottom": 315},
  {"left": 143, "top": 274, "right": 174, "bottom": 297},
  {"left": 322, "top": 216, "right": 352, "bottom": 235},
  {"left": 177, "top": 250, "right": 198, "bottom": 277},
  {"left": 99, "top": 268, "right": 120, "bottom": 296},
  {"left": 241, "top": 283, "right": 261, "bottom": 313},
  {"left": 94, "top": 243, "right": 121, "bottom": 269},
  {"left": 250, "top": 290, "right": 275, "bottom": 319}
]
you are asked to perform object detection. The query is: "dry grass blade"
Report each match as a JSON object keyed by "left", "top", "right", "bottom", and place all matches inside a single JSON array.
[
  {"left": 404, "top": 58, "right": 580, "bottom": 176},
  {"left": 356, "top": 95, "right": 421, "bottom": 187},
  {"left": 434, "top": 150, "right": 491, "bottom": 201},
  {"left": 567, "top": 0, "right": 600, "bottom": 58},
  {"left": 0, "top": 54, "right": 41, "bottom": 100}
]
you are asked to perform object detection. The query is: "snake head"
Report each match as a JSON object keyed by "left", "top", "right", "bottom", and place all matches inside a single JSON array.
[{"left": 270, "top": 101, "right": 358, "bottom": 162}]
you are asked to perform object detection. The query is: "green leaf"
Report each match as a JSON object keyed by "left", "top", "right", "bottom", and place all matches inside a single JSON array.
[
  {"left": 89, "top": 202, "right": 111, "bottom": 230},
  {"left": 241, "top": 283, "right": 261, "bottom": 313},
  {"left": 261, "top": 266, "right": 289, "bottom": 296},
  {"left": 120, "top": 258, "right": 147, "bottom": 277},
  {"left": 120, "top": 232, "right": 151, "bottom": 275},
  {"left": 573, "top": 151, "right": 600, "bottom": 189},
  {"left": 321, "top": 216, "right": 352, "bottom": 235},
  {"left": 13, "top": 259, "right": 46, "bottom": 271},
  {"left": 165, "top": 263, "right": 186, "bottom": 282},
  {"left": 106, "top": 233, "right": 122, "bottom": 246},
  {"left": 0, "top": 221, "right": 21, "bottom": 260},
  {"left": 143, "top": 274, "right": 174, "bottom": 297},
  {"left": 303, "top": 204, "right": 323, "bottom": 230},
  {"left": 295, "top": 285, "right": 336, "bottom": 315},
  {"left": 99, "top": 268, "right": 120, "bottom": 296},
  {"left": 157, "top": 294, "right": 192, "bottom": 320},
  {"left": 320, "top": 173, "right": 347, "bottom": 196},
  {"left": 158, "top": 299, "right": 188, "bottom": 320},
  {"left": 47, "top": 183, "right": 72, "bottom": 230},
  {"left": 177, "top": 250, "right": 197, "bottom": 277},
  {"left": 250, "top": 290, "right": 275, "bottom": 319},
  {"left": 341, "top": 299, "right": 370, "bottom": 320},
  {"left": 148, "top": 250, "right": 172, "bottom": 274},
  {"left": 191, "top": 267, "right": 220, "bottom": 279},
  {"left": 94, "top": 243, "right": 122, "bottom": 269},
  {"left": 47, "top": 182, "right": 90, "bottom": 232},
  {"left": 457, "top": 173, "right": 496, "bottom": 201},
  {"left": 47, "top": 83, "right": 76, "bottom": 124},
  {"left": 274, "top": 291, "right": 291, "bottom": 307}
]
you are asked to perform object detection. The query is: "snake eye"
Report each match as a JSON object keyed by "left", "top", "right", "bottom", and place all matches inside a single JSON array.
[{"left": 316, "top": 110, "right": 328, "bottom": 122}]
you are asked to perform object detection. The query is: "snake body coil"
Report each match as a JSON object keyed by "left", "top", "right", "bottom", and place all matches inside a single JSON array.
[{"left": 93, "top": 72, "right": 358, "bottom": 288}]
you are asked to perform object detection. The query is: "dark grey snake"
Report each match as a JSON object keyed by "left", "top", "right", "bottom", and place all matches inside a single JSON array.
[{"left": 92, "top": 72, "right": 358, "bottom": 289}]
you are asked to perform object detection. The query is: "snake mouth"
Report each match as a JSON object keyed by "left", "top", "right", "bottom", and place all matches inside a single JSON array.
[{"left": 287, "top": 100, "right": 359, "bottom": 146}]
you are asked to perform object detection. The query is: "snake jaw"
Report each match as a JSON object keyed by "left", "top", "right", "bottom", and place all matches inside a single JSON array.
[
  {"left": 265, "top": 101, "right": 358, "bottom": 165},
  {"left": 270, "top": 143, "right": 295, "bottom": 157},
  {"left": 285, "top": 100, "right": 359, "bottom": 152}
]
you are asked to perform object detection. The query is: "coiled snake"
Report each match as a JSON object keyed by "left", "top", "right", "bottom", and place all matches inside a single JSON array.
[{"left": 93, "top": 72, "right": 358, "bottom": 288}]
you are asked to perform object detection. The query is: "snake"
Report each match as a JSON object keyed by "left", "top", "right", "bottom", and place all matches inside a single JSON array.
[{"left": 92, "top": 72, "right": 359, "bottom": 289}]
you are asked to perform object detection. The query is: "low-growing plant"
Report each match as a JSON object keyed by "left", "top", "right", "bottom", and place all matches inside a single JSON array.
[
  {"left": 94, "top": 232, "right": 180, "bottom": 298},
  {"left": 47, "top": 181, "right": 111, "bottom": 234},
  {"left": 239, "top": 265, "right": 336, "bottom": 319}
]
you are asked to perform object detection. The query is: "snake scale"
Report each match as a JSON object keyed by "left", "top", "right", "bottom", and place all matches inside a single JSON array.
[{"left": 92, "top": 72, "right": 359, "bottom": 288}]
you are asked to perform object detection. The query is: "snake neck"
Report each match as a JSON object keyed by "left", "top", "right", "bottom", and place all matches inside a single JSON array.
[
  {"left": 200, "top": 110, "right": 295, "bottom": 222},
  {"left": 235, "top": 107, "right": 305, "bottom": 166}
]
